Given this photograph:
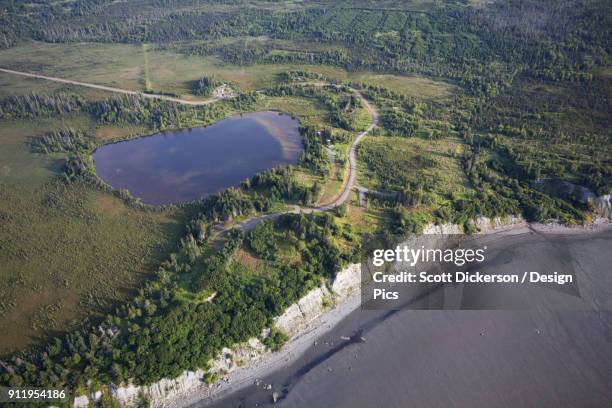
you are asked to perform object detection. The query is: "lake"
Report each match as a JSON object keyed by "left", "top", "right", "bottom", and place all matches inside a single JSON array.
[{"left": 93, "top": 111, "right": 302, "bottom": 205}]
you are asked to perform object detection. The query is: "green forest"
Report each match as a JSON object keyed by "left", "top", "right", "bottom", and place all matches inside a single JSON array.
[{"left": 0, "top": 0, "right": 610, "bottom": 405}]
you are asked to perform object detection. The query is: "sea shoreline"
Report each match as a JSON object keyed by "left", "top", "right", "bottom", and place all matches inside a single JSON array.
[
  {"left": 180, "top": 290, "right": 363, "bottom": 407},
  {"left": 173, "top": 217, "right": 611, "bottom": 408},
  {"left": 72, "top": 218, "right": 611, "bottom": 408}
]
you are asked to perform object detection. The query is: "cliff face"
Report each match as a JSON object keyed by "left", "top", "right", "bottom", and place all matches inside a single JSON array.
[
  {"left": 73, "top": 263, "right": 362, "bottom": 408},
  {"left": 422, "top": 215, "right": 525, "bottom": 235},
  {"left": 472, "top": 215, "right": 525, "bottom": 233},
  {"left": 331, "top": 263, "right": 361, "bottom": 298},
  {"left": 422, "top": 188, "right": 612, "bottom": 236},
  {"left": 275, "top": 286, "right": 332, "bottom": 337},
  {"left": 273, "top": 263, "right": 361, "bottom": 337},
  {"left": 73, "top": 370, "right": 209, "bottom": 408},
  {"left": 591, "top": 194, "right": 611, "bottom": 218}
]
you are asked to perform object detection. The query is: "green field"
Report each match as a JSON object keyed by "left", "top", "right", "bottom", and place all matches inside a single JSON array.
[
  {"left": 0, "top": 41, "right": 457, "bottom": 99},
  {"left": 0, "top": 0, "right": 609, "bottom": 395},
  {"left": 357, "top": 136, "right": 469, "bottom": 198},
  {"left": 0, "top": 115, "right": 185, "bottom": 355}
]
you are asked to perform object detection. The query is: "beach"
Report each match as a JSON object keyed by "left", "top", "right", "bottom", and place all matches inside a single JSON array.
[
  {"left": 175, "top": 285, "right": 362, "bottom": 407},
  {"left": 182, "top": 222, "right": 612, "bottom": 407}
]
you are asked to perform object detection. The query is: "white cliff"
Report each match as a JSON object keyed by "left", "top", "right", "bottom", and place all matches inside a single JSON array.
[
  {"left": 423, "top": 215, "right": 525, "bottom": 235},
  {"left": 473, "top": 215, "right": 525, "bottom": 233},
  {"left": 73, "top": 263, "right": 362, "bottom": 408},
  {"left": 591, "top": 194, "right": 611, "bottom": 218}
]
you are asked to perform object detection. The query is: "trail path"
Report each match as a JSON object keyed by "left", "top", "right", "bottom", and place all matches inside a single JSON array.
[
  {"left": 0, "top": 67, "right": 220, "bottom": 105},
  {"left": 317, "top": 88, "right": 378, "bottom": 210},
  {"left": 212, "top": 87, "right": 378, "bottom": 237},
  {"left": 0, "top": 67, "right": 378, "bottom": 233}
]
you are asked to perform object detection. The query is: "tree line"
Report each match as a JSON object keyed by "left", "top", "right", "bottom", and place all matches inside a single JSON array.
[{"left": 0, "top": 203, "right": 348, "bottom": 398}]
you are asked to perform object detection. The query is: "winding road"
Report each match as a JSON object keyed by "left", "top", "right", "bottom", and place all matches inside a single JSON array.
[
  {"left": 213, "top": 87, "right": 378, "bottom": 236},
  {"left": 317, "top": 88, "right": 378, "bottom": 210},
  {"left": 0, "top": 67, "right": 378, "bottom": 231}
]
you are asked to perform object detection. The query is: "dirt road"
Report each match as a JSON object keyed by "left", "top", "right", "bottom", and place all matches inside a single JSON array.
[
  {"left": 0, "top": 67, "right": 378, "bottom": 233},
  {"left": 213, "top": 87, "right": 378, "bottom": 236},
  {"left": 317, "top": 88, "right": 378, "bottom": 210},
  {"left": 0, "top": 67, "right": 219, "bottom": 105}
]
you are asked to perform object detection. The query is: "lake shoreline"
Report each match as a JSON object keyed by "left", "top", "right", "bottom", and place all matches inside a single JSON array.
[{"left": 93, "top": 111, "right": 303, "bottom": 205}]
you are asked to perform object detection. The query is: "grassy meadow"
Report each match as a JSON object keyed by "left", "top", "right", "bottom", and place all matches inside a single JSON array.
[
  {"left": 0, "top": 41, "right": 457, "bottom": 99},
  {"left": 0, "top": 114, "right": 185, "bottom": 355},
  {"left": 0, "top": 39, "right": 459, "bottom": 354},
  {"left": 357, "top": 136, "right": 469, "bottom": 194}
]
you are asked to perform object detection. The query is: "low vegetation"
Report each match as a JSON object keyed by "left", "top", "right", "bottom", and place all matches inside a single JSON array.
[
  {"left": 0, "top": 0, "right": 609, "bottom": 401},
  {"left": 1, "top": 206, "right": 352, "bottom": 391}
]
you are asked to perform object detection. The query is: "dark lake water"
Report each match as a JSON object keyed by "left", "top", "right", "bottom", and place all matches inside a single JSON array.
[{"left": 93, "top": 111, "right": 302, "bottom": 205}]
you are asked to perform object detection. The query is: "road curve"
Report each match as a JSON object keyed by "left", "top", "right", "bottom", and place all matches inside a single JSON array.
[
  {"left": 0, "top": 67, "right": 220, "bottom": 106},
  {"left": 317, "top": 88, "right": 378, "bottom": 210},
  {"left": 220, "top": 87, "right": 378, "bottom": 234},
  {"left": 0, "top": 67, "right": 378, "bottom": 232}
]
